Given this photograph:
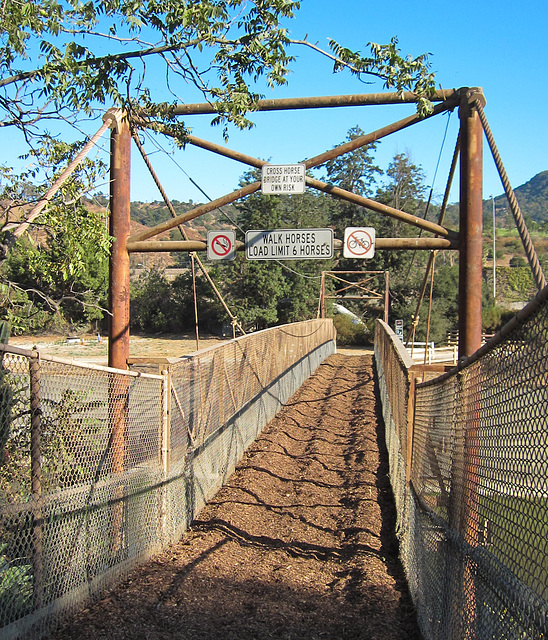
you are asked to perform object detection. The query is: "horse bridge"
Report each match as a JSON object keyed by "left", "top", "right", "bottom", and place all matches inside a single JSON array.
[
  {"left": 1, "top": 88, "right": 548, "bottom": 639},
  {"left": 0, "top": 288, "right": 547, "bottom": 639}
]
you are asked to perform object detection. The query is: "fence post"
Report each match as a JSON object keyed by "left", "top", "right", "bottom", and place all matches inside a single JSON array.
[
  {"left": 406, "top": 372, "right": 420, "bottom": 483},
  {"left": 29, "top": 349, "right": 43, "bottom": 609},
  {"left": 160, "top": 368, "right": 171, "bottom": 544}
]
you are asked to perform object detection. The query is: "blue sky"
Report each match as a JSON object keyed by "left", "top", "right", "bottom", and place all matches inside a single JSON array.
[
  {"left": 124, "top": 0, "right": 547, "bottom": 207},
  {"left": 5, "top": 0, "right": 548, "bottom": 209}
]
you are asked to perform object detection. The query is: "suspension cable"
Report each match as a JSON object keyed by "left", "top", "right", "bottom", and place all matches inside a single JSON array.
[
  {"left": 4, "top": 117, "right": 112, "bottom": 237},
  {"left": 475, "top": 100, "right": 547, "bottom": 291},
  {"left": 401, "top": 111, "right": 453, "bottom": 293},
  {"left": 406, "top": 131, "right": 461, "bottom": 346}
]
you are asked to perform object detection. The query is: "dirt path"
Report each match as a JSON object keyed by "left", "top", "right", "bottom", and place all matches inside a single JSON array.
[{"left": 50, "top": 354, "right": 420, "bottom": 640}]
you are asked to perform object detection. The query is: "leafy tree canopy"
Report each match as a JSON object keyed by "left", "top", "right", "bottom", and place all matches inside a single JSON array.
[
  {"left": 1, "top": 0, "right": 436, "bottom": 140},
  {"left": 0, "top": 138, "right": 111, "bottom": 332}
]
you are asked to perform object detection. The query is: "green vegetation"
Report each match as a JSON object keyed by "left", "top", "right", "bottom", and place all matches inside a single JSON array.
[
  {"left": 3, "top": 139, "right": 545, "bottom": 345},
  {"left": 0, "top": 140, "right": 111, "bottom": 334},
  {"left": 0, "top": 0, "right": 436, "bottom": 147},
  {"left": 479, "top": 494, "right": 548, "bottom": 597}
]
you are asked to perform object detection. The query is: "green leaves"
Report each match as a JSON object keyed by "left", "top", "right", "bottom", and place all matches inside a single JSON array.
[
  {"left": 328, "top": 36, "right": 436, "bottom": 116},
  {"left": 1, "top": 0, "right": 434, "bottom": 139},
  {"left": 0, "top": 138, "right": 111, "bottom": 329}
]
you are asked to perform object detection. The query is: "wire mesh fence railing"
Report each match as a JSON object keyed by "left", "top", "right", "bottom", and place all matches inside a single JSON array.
[
  {"left": 375, "top": 285, "right": 548, "bottom": 640},
  {"left": 0, "top": 319, "right": 335, "bottom": 639}
]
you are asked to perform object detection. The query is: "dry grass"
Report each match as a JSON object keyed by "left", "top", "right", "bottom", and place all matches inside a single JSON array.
[{"left": 9, "top": 331, "right": 227, "bottom": 364}]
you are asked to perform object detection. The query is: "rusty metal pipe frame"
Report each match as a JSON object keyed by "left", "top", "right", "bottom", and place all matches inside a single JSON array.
[
  {"left": 108, "top": 115, "right": 132, "bottom": 371},
  {"left": 158, "top": 94, "right": 459, "bottom": 174},
  {"left": 150, "top": 135, "right": 456, "bottom": 241},
  {"left": 107, "top": 113, "right": 131, "bottom": 550},
  {"left": 135, "top": 94, "right": 460, "bottom": 243},
  {"left": 458, "top": 95, "right": 484, "bottom": 359},
  {"left": 307, "top": 176, "right": 455, "bottom": 239},
  {"left": 169, "top": 89, "right": 459, "bottom": 116},
  {"left": 127, "top": 237, "right": 457, "bottom": 253},
  {"left": 456, "top": 95, "right": 483, "bottom": 638},
  {"left": 303, "top": 97, "right": 459, "bottom": 170}
]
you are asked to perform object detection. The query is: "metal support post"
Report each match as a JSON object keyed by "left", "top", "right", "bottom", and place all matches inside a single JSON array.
[
  {"left": 106, "top": 109, "right": 131, "bottom": 554},
  {"left": 107, "top": 110, "right": 131, "bottom": 371},
  {"left": 456, "top": 89, "right": 484, "bottom": 638},
  {"left": 30, "top": 350, "right": 43, "bottom": 609},
  {"left": 458, "top": 90, "right": 484, "bottom": 359}
]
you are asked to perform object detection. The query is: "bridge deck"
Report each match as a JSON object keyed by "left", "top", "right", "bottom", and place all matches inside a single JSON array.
[{"left": 50, "top": 354, "right": 420, "bottom": 640}]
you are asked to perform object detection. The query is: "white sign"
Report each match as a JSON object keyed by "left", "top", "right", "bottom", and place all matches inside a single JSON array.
[
  {"left": 395, "top": 319, "right": 404, "bottom": 340},
  {"left": 343, "top": 227, "right": 375, "bottom": 259},
  {"left": 246, "top": 229, "right": 333, "bottom": 261},
  {"left": 207, "top": 230, "right": 236, "bottom": 260},
  {"left": 261, "top": 163, "right": 306, "bottom": 195}
]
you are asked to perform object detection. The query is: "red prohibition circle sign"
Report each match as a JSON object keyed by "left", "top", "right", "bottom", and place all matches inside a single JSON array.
[
  {"left": 346, "top": 229, "right": 373, "bottom": 256},
  {"left": 211, "top": 234, "right": 232, "bottom": 257}
]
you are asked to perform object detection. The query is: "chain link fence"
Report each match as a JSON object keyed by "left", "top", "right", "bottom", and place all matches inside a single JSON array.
[
  {"left": 0, "top": 319, "right": 335, "bottom": 639},
  {"left": 375, "top": 285, "right": 548, "bottom": 640}
]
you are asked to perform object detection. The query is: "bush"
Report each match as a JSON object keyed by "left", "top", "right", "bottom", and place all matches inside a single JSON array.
[
  {"left": 130, "top": 269, "right": 176, "bottom": 333},
  {"left": 332, "top": 314, "right": 371, "bottom": 346},
  {"left": 509, "top": 255, "right": 526, "bottom": 267}
]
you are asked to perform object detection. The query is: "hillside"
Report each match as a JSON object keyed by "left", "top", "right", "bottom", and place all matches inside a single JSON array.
[
  {"left": 129, "top": 199, "right": 237, "bottom": 238},
  {"left": 442, "top": 171, "right": 548, "bottom": 230},
  {"left": 125, "top": 171, "right": 548, "bottom": 235},
  {"left": 494, "top": 170, "right": 548, "bottom": 224}
]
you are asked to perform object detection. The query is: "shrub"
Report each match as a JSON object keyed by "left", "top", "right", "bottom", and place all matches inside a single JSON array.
[{"left": 332, "top": 314, "right": 371, "bottom": 346}]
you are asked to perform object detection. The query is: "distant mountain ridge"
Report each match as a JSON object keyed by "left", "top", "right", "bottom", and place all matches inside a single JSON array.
[
  {"left": 492, "top": 170, "right": 548, "bottom": 224},
  {"left": 119, "top": 171, "right": 548, "bottom": 232}
]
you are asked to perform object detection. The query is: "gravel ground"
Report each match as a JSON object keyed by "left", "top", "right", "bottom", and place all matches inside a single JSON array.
[{"left": 48, "top": 353, "right": 420, "bottom": 640}]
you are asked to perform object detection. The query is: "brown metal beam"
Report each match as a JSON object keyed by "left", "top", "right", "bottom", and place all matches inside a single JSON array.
[
  {"left": 170, "top": 89, "right": 459, "bottom": 116},
  {"left": 128, "top": 237, "right": 456, "bottom": 254},
  {"left": 128, "top": 240, "right": 207, "bottom": 253},
  {"left": 308, "top": 177, "right": 455, "bottom": 238},
  {"left": 303, "top": 97, "right": 459, "bottom": 169},
  {"left": 161, "top": 132, "right": 458, "bottom": 241},
  {"left": 107, "top": 112, "right": 131, "bottom": 554},
  {"left": 375, "top": 237, "right": 458, "bottom": 250},
  {"left": 155, "top": 94, "right": 459, "bottom": 177}
]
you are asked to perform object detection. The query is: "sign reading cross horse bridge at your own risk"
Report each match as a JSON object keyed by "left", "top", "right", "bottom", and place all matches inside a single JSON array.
[
  {"left": 261, "top": 163, "right": 306, "bottom": 194},
  {"left": 246, "top": 229, "right": 334, "bottom": 261}
]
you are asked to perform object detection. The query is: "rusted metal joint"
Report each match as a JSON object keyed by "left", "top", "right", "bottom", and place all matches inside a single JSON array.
[
  {"left": 460, "top": 87, "right": 486, "bottom": 108},
  {"left": 103, "top": 108, "right": 125, "bottom": 134}
]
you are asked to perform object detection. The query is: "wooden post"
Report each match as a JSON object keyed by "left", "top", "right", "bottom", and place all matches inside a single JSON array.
[
  {"left": 406, "top": 373, "right": 420, "bottom": 483},
  {"left": 29, "top": 349, "right": 43, "bottom": 609},
  {"left": 384, "top": 271, "right": 390, "bottom": 324},
  {"left": 160, "top": 369, "right": 170, "bottom": 544}
]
